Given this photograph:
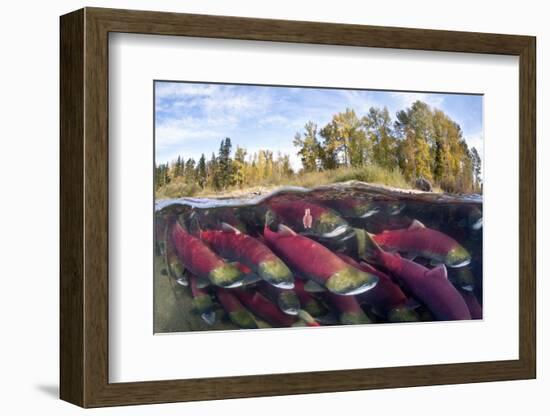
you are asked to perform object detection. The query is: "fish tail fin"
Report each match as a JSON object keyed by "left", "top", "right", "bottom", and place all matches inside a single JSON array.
[
  {"left": 264, "top": 209, "right": 278, "bottom": 230},
  {"left": 359, "top": 228, "right": 384, "bottom": 263},
  {"left": 298, "top": 310, "right": 320, "bottom": 327}
]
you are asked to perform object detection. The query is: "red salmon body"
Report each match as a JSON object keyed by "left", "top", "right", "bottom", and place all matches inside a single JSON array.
[
  {"left": 265, "top": 227, "right": 342, "bottom": 281},
  {"left": 374, "top": 228, "right": 456, "bottom": 256},
  {"left": 172, "top": 222, "right": 226, "bottom": 278},
  {"left": 356, "top": 262, "right": 409, "bottom": 314},
  {"left": 372, "top": 220, "right": 471, "bottom": 268},
  {"left": 171, "top": 222, "right": 243, "bottom": 288},
  {"left": 201, "top": 229, "right": 277, "bottom": 266},
  {"left": 378, "top": 250, "right": 471, "bottom": 321},
  {"left": 264, "top": 225, "right": 378, "bottom": 295},
  {"left": 336, "top": 254, "right": 416, "bottom": 321},
  {"left": 266, "top": 199, "right": 351, "bottom": 239},
  {"left": 268, "top": 200, "right": 329, "bottom": 224},
  {"left": 336, "top": 253, "right": 407, "bottom": 311},
  {"left": 200, "top": 226, "right": 294, "bottom": 288},
  {"left": 461, "top": 290, "right": 482, "bottom": 319},
  {"left": 234, "top": 290, "right": 296, "bottom": 327},
  {"left": 216, "top": 288, "right": 258, "bottom": 329}
]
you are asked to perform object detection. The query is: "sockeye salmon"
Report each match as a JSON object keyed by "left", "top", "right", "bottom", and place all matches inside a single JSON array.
[
  {"left": 266, "top": 199, "right": 352, "bottom": 240},
  {"left": 321, "top": 292, "right": 371, "bottom": 325},
  {"left": 199, "top": 223, "right": 294, "bottom": 289},
  {"left": 372, "top": 220, "right": 471, "bottom": 268},
  {"left": 263, "top": 224, "right": 378, "bottom": 296},
  {"left": 293, "top": 278, "right": 327, "bottom": 317},
  {"left": 335, "top": 253, "right": 419, "bottom": 322},
  {"left": 216, "top": 288, "right": 258, "bottom": 329},
  {"left": 363, "top": 232, "right": 471, "bottom": 321},
  {"left": 234, "top": 290, "right": 319, "bottom": 327},
  {"left": 171, "top": 221, "right": 244, "bottom": 288},
  {"left": 189, "top": 274, "right": 216, "bottom": 325},
  {"left": 257, "top": 280, "right": 301, "bottom": 315},
  {"left": 312, "top": 197, "right": 381, "bottom": 219},
  {"left": 460, "top": 290, "right": 482, "bottom": 319}
]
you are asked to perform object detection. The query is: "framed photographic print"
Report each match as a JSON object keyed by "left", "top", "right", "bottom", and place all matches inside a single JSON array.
[{"left": 60, "top": 7, "right": 536, "bottom": 408}]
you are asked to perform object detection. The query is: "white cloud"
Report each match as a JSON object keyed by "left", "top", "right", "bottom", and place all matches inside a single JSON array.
[
  {"left": 155, "top": 82, "right": 220, "bottom": 99},
  {"left": 390, "top": 92, "right": 445, "bottom": 112}
]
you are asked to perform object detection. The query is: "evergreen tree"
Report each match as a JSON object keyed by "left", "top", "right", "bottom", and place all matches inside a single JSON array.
[
  {"left": 207, "top": 152, "right": 219, "bottom": 189},
  {"left": 196, "top": 153, "right": 207, "bottom": 189},
  {"left": 184, "top": 158, "right": 196, "bottom": 183},
  {"left": 217, "top": 137, "right": 233, "bottom": 189}
]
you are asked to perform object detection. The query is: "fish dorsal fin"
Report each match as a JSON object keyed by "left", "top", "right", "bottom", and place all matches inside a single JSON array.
[
  {"left": 221, "top": 222, "right": 241, "bottom": 234},
  {"left": 425, "top": 264, "right": 448, "bottom": 280},
  {"left": 409, "top": 219, "right": 426, "bottom": 230},
  {"left": 278, "top": 224, "right": 297, "bottom": 236},
  {"left": 304, "top": 280, "right": 327, "bottom": 293}
]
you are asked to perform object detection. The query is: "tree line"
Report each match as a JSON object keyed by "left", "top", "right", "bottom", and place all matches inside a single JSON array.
[
  {"left": 155, "top": 137, "right": 294, "bottom": 192},
  {"left": 293, "top": 100, "right": 482, "bottom": 193},
  {"left": 155, "top": 100, "right": 482, "bottom": 194}
]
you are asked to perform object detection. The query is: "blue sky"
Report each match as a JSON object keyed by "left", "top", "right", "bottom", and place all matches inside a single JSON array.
[{"left": 155, "top": 81, "right": 483, "bottom": 171}]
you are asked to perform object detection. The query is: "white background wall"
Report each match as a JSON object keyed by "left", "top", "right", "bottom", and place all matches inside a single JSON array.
[{"left": 0, "top": 0, "right": 546, "bottom": 414}]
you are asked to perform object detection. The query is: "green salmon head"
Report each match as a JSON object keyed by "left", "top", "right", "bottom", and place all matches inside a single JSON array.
[
  {"left": 229, "top": 310, "right": 258, "bottom": 329},
  {"left": 191, "top": 294, "right": 215, "bottom": 315},
  {"left": 449, "top": 267, "right": 475, "bottom": 291},
  {"left": 314, "top": 212, "right": 350, "bottom": 239},
  {"left": 303, "top": 299, "right": 327, "bottom": 317},
  {"left": 277, "top": 291, "right": 300, "bottom": 315},
  {"left": 340, "top": 311, "right": 372, "bottom": 325},
  {"left": 209, "top": 264, "right": 244, "bottom": 288},
  {"left": 445, "top": 246, "right": 471, "bottom": 268},
  {"left": 354, "top": 202, "right": 380, "bottom": 219},
  {"left": 258, "top": 260, "right": 294, "bottom": 289},
  {"left": 169, "top": 260, "right": 185, "bottom": 279},
  {"left": 387, "top": 306, "right": 420, "bottom": 323},
  {"left": 326, "top": 266, "right": 379, "bottom": 296}
]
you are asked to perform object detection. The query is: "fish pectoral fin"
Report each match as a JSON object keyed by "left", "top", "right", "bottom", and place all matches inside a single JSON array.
[
  {"left": 304, "top": 280, "right": 327, "bottom": 293},
  {"left": 200, "top": 311, "right": 217, "bottom": 326},
  {"left": 221, "top": 222, "right": 241, "bottom": 234},
  {"left": 278, "top": 224, "right": 297, "bottom": 236},
  {"left": 408, "top": 219, "right": 426, "bottom": 230},
  {"left": 429, "top": 259, "right": 444, "bottom": 267},
  {"left": 425, "top": 264, "right": 448, "bottom": 280},
  {"left": 360, "top": 208, "right": 380, "bottom": 218}
]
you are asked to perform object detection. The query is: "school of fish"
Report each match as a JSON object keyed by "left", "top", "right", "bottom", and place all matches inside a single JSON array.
[{"left": 156, "top": 186, "right": 482, "bottom": 330}]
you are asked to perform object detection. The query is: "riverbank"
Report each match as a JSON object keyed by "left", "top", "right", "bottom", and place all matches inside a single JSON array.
[{"left": 155, "top": 164, "right": 428, "bottom": 200}]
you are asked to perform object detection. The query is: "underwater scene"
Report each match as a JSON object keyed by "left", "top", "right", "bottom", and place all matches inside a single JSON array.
[
  {"left": 154, "top": 183, "right": 482, "bottom": 332},
  {"left": 153, "top": 81, "right": 483, "bottom": 333}
]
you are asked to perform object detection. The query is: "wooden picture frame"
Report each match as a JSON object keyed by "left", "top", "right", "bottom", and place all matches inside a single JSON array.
[{"left": 60, "top": 7, "right": 536, "bottom": 408}]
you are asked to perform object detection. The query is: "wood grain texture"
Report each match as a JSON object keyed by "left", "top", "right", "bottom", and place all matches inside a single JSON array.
[
  {"left": 59, "top": 7, "right": 537, "bottom": 408},
  {"left": 59, "top": 8, "right": 84, "bottom": 406}
]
